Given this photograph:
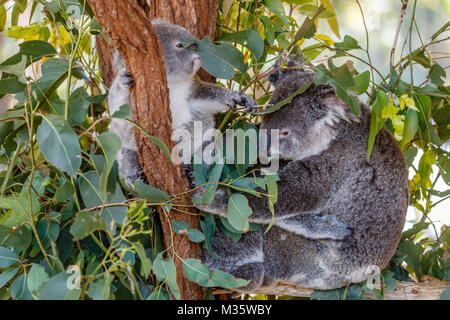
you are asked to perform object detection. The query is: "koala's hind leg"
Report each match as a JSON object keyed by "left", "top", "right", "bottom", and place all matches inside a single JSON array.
[
  {"left": 275, "top": 214, "right": 352, "bottom": 240},
  {"left": 203, "top": 227, "right": 265, "bottom": 292},
  {"left": 116, "top": 147, "right": 146, "bottom": 189}
]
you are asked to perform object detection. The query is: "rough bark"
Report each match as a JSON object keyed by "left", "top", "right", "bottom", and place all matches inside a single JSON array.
[
  {"left": 213, "top": 280, "right": 450, "bottom": 300},
  {"left": 89, "top": 0, "right": 218, "bottom": 299}
]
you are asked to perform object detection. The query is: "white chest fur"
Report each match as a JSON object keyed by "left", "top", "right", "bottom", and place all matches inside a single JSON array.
[{"left": 167, "top": 80, "right": 193, "bottom": 129}]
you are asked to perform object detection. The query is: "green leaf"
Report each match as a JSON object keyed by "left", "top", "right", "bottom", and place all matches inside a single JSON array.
[
  {"left": 220, "top": 29, "right": 264, "bottom": 59},
  {"left": 289, "top": 5, "right": 325, "bottom": 49},
  {"left": 437, "top": 152, "right": 450, "bottom": 186},
  {"left": 400, "top": 222, "right": 429, "bottom": 242},
  {"left": 153, "top": 254, "right": 180, "bottom": 300},
  {"left": 347, "top": 284, "right": 363, "bottom": 300},
  {"left": 40, "top": 272, "right": 81, "bottom": 300},
  {"left": 350, "top": 70, "right": 370, "bottom": 95},
  {"left": 382, "top": 270, "right": 397, "bottom": 292},
  {"left": 0, "top": 5, "right": 6, "bottom": 32},
  {"left": 0, "top": 192, "right": 41, "bottom": 227},
  {"left": 70, "top": 211, "right": 106, "bottom": 240},
  {"left": 37, "top": 114, "right": 81, "bottom": 177},
  {"left": 298, "top": 4, "right": 334, "bottom": 18},
  {"left": 428, "top": 63, "right": 446, "bottom": 86},
  {"left": 86, "top": 274, "right": 113, "bottom": 300},
  {"left": 32, "top": 218, "right": 60, "bottom": 249},
  {"left": 0, "top": 54, "right": 26, "bottom": 77},
  {"left": 0, "top": 107, "right": 25, "bottom": 122},
  {"left": 0, "top": 267, "right": 19, "bottom": 289},
  {"left": 398, "top": 239, "right": 424, "bottom": 280},
  {"left": 227, "top": 193, "right": 252, "bottom": 232},
  {"left": 172, "top": 220, "right": 191, "bottom": 234},
  {"left": 19, "top": 40, "right": 57, "bottom": 61},
  {"left": 67, "top": 87, "right": 90, "bottom": 124},
  {"left": 0, "top": 78, "right": 26, "bottom": 94},
  {"left": 200, "top": 162, "right": 224, "bottom": 204},
  {"left": 260, "top": 16, "right": 275, "bottom": 45},
  {"left": 182, "top": 258, "right": 211, "bottom": 286},
  {"left": 190, "top": 37, "right": 247, "bottom": 79},
  {"left": 255, "top": 80, "right": 313, "bottom": 115},
  {"left": 55, "top": 180, "right": 75, "bottom": 202},
  {"left": 334, "top": 35, "right": 361, "bottom": 51},
  {"left": 134, "top": 180, "right": 171, "bottom": 204},
  {"left": 264, "top": 0, "right": 289, "bottom": 25},
  {"left": 188, "top": 228, "right": 205, "bottom": 243},
  {"left": 124, "top": 118, "right": 172, "bottom": 163},
  {"left": 96, "top": 132, "right": 121, "bottom": 196},
  {"left": 135, "top": 242, "right": 152, "bottom": 277},
  {"left": 398, "top": 108, "right": 419, "bottom": 149},
  {"left": 431, "top": 21, "right": 450, "bottom": 40},
  {"left": 367, "top": 90, "right": 388, "bottom": 161},
  {"left": 314, "top": 63, "right": 359, "bottom": 116},
  {"left": 209, "top": 269, "right": 249, "bottom": 288},
  {"left": 265, "top": 174, "right": 278, "bottom": 232},
  {"left": 410, "top": 49, "right": 432, "bottom": 69},
  {"left": 0, "top": 225, "right": 32, "bottom": 250},
  {"left": 27, "top": 264, "right": 49, "bottom": 294},
  {"left": 10, "top": 273, "right": 33, "bottom": 300},
  {"left": 193, "top": 154, "right": 207, "bottom": 186},
  {"left": 79, "top": 171, "right": 127, "bottom": 229},
  {"left": 111, "top": 104, "right": 130, "bottom": 118},
  {"left": 200, "top": 214, "right": 217, "bottom": 260},
  {"left": 4, "top": 23, "right": 44, "bottom": 39}
]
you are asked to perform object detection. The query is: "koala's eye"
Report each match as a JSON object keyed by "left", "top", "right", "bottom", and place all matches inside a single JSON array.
[
  {"left": 175, "top": 42, "right": 184, "bottom": 48},
  {"left": 280, "top": 130, "right": 290, "bottom": 137}
]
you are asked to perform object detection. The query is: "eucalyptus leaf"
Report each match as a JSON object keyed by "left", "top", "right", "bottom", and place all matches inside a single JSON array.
[
  {"left": 190, "top": 37, "right": 247, "bottom": 79},
  {"left": 37, "top": 114, "right": 81, "bottom": 177},
  {"left": 40, "top": 272, "right": 81, "bottom": 300},
  {"left": 0, "top": 246, "right": 20, "bottom": 268},
  {"left": 227, "top": 193, "right": 252, "bottom": 232},
  {"left": 153, "top": 253, "right": 180, "bottom": 300},
  {"left": 220, "top": 29, "right": 264, "bottom": 59}
]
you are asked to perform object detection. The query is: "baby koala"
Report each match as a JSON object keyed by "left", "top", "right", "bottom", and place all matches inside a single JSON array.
[
  {"left": 108, "top": 20, "right": 256, "bottom": 187},
  {"left": 194, "top": 59, "right": 409, "bottom": 291}
]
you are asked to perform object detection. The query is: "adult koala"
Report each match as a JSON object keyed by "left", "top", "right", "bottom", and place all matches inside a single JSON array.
[{"left": 193, "top": 59, "right": 409, "bottom": 291}]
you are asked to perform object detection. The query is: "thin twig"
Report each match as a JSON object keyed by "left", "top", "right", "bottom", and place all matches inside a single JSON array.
[{"left": 390, "top": 0, "right": 409, "bottom": 66}]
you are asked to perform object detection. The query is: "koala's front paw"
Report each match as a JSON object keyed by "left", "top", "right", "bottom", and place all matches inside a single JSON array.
[
  {"left": 118, "top": 70, "right": 134, "bottom": 89},
  {"left": 227, "top": 92, "right": 257, "bottom": 111},
  {"left": 276, "top": 214, "right": 352, "bottom": 241},
  {"left": 192, "top": 188, "right": 228, "bottom": 216}
]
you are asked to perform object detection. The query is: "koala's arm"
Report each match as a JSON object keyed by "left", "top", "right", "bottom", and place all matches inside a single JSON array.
[
  {"left": 108, "top": 64, "right": 144, "bottom": 189},
  {"left": 192, "top": 159, "right": 353, "bottom": 239},
  {"left": 193, "top": 160, "right": 329, "bottom": 222},
  {"left": 275, "top": 214, "right": 351, "bottom": 240},
  {"left": 189, "top": 78, "right": 257, "bottom": 114}
]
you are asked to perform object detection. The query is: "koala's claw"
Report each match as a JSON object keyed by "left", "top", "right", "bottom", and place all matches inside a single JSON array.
[
  {"left": 119, "top": 70, "right": 134, "bottom": 88},
  {"left": 227, "top": 92, "right": 257, "bottom": 111},
  {"left": 240, "top": 95, "right": 258, "bottom": 112}
]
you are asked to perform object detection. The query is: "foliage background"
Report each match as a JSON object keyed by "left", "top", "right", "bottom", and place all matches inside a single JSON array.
[{"left": 0, "top": 0, "right": 448, "bottom": 300}]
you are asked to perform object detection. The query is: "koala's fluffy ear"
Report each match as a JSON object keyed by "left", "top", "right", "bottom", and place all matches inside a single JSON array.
[
  {"left": 321, "top": 92, "right": 359, "bottom": 123},
  {"left": 268, "top": 55, "right": 309, "bottom": 85}
]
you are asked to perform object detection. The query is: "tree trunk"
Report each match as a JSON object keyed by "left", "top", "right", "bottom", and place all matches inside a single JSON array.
[{"left": 89, "top": 0, "right": 219, "bottom": 299}]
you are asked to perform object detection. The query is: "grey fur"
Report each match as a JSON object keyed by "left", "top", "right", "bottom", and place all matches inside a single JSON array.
[
  {"left": 107, "top": 20, "right": 256, "bottom": 188},
  {"left": 194, "top": 60, "right": 409, "bottom": 290}
]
